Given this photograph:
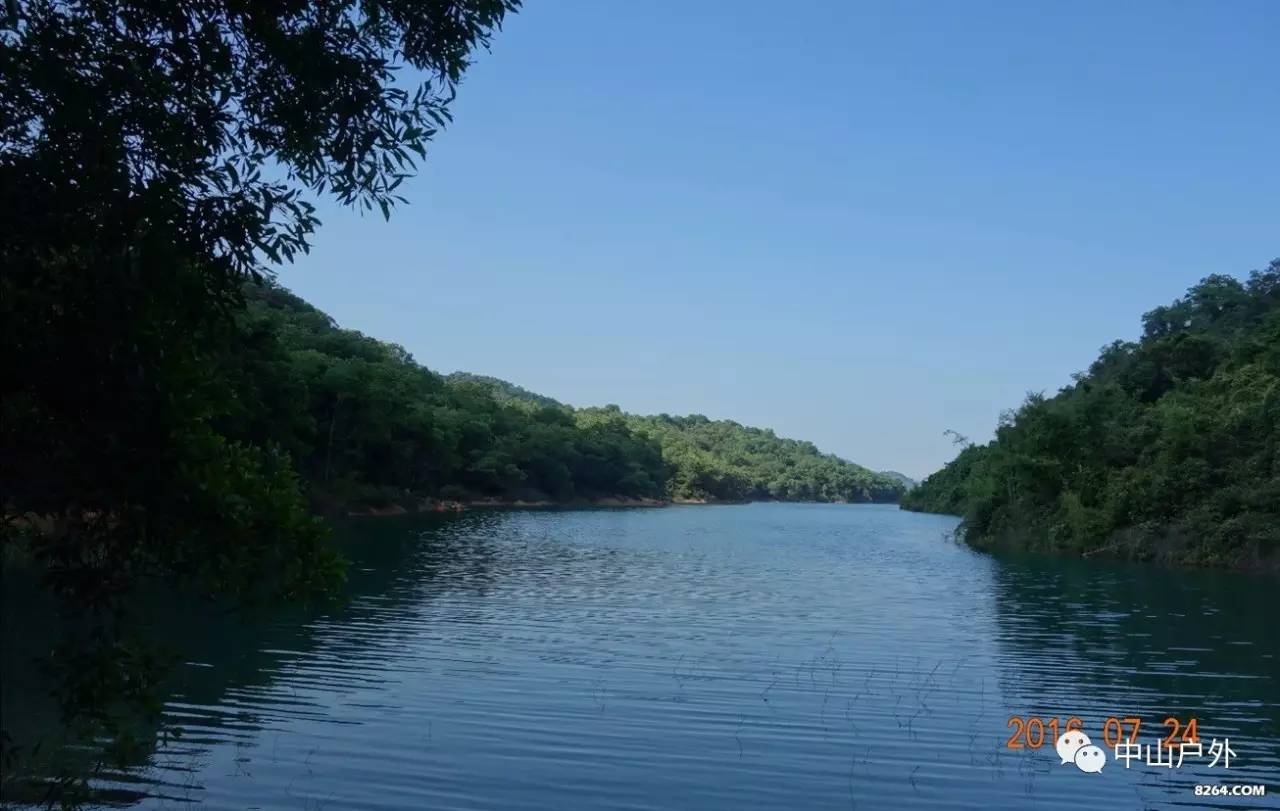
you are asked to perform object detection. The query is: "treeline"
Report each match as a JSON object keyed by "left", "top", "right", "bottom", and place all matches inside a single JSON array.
[
  {"left": 903, "top": 262, "right": 1280, "bottom": 569},
  {"left": 228, "top": 283, "right": 904, "bottom": 508}
]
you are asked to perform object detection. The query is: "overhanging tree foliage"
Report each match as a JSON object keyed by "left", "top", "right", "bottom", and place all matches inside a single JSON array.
[
  {"left": 2, "top": 0, "right": 518, "bottom": 598},
  {"left": 1, "top": 1, "right": 518, "bottom": 798}
]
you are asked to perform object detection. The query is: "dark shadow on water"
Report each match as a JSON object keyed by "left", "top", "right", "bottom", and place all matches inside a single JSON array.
[
  {"left": 987, "top": 548, "right": 1280, "bottom": 800},
  {"left": 1, "top": 510, "right": 513, "bottom": 807}
]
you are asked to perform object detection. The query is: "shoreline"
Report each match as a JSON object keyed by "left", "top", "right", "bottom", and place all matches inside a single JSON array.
[
  {"left": 898, "top": 505, "right": 1280, "bottom": 575},
  {"left": 345, "top": 496, "right": 899, "bottom": 517},
  {"left": 346, "top": 495, "right": 669, "bottom": 517}
]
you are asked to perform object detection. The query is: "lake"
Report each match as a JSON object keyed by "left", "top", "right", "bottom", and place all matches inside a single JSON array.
[{"left": 5, "top": 503, "right": 1279, "bottom": 809}]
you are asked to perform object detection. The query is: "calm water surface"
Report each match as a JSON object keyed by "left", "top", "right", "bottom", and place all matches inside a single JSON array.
[{"left": 7, "top": 504, "right": 1279, "bottom": 809}]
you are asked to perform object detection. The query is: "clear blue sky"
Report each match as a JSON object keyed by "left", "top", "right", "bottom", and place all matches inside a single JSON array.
[{"left": 281, "top": 0, "right": 1278, "bottom": 481}]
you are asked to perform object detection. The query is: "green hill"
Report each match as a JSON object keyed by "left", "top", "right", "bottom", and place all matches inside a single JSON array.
[
  {"left": 616, "top": 412, "right": 902, "bottom": 503},
  {"left": 229, "top": 283, "right": 903, "bottom": 509},
  {"left": 878, "top": 471, "right": 918, "bottom": 491},
  {"left": 439, "top": 373, "right": 903, "bottom": 503},
  {"left": 904, "top": 260, "right": 1280, "bottom": 570}
]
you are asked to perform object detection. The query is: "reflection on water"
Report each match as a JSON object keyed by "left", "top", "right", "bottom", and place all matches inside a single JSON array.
[
  {"left": 989, "top": 553, "right": 1280, "bottom": 807},
  {"left": 3, "top": 505, "right": 1277, "bottom": 809}
]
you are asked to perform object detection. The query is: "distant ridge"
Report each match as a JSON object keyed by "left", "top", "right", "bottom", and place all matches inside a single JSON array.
[
  {"left": 233, "top": 283, "right": 906, "bottom": 509},
  {"left": 878, "top": 471, "right": 917, "bottom": 491},
  {"left": 446, "top": 371, "right": 904, "bottom": 504}
]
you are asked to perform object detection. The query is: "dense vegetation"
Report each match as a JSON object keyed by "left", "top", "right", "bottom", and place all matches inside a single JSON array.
[
  {"left": 230, "top": 283, "right": 904, "bottom": 509},
  {"left": 621, "top": 414, "right": 903, "bottom": 503},
  {"left": 3, "top": 0, "right": 524, "bottom": 592},
  {"left": 904, "top": 263, "right": 1280, "bottom": 569},
  {"left": 1, "top": 0, "right": 519, "bottom": 800},
  {"left": 446, "top": 372, "right": 567, "bottom": 410},
  {"left": 450, "top": 368, "right": 903, "bottom": 504}
]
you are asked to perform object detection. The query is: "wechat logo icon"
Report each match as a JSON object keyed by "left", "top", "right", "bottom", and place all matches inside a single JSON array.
[{"left": 1056, "top": 729, "right": 1106, "bottom": 774}]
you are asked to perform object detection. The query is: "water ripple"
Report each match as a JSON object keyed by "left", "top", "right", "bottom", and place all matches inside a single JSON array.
[{"left": 8, "top": 504, "right": 1277, "bottom": 809}]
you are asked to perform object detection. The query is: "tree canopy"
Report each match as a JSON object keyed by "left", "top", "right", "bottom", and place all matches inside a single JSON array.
[
  {"left": 619, "top": 413, "right": 903, "bottom": 504},
  {"left": 903, "top": 261, "right": 1280, "bottom": 569},
  {"left": 2, "top": 0, "right": 520, "bottom": 602}
]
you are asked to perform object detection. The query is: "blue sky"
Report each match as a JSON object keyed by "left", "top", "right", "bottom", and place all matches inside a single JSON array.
[{"left": 281, "top": 0, "right": 1278, "bottom": 480}]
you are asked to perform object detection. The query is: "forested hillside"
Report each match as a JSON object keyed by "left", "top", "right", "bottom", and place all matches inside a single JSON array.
[
  {"left": 229, "top": 284, "right": 666, "bottom": 508},
  {"left": 903, "top": 262, "right": 1280, "bottom": 569},
  {"left": 620, "top": 413, "right": 903, "bottom": 503},
  {"left": 229, "top": 284, "right": 903, "bottom": 509}
]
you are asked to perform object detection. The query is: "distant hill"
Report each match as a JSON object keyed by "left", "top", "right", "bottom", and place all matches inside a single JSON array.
[
  {"left": 439, "top": 371, "right": 905, "bottom": 504},
  {"left": 878, "top": 471, "right": 917, "bottom": 491},
  {"left": 615, "top": 411, "right": 904, "bottom": 504},
  {"left": 230, "top": 284, "right": 905, "bottom": 508}
]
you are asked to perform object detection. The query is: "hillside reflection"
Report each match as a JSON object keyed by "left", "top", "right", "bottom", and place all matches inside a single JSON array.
[{"left": 988, "top": 550, "right": 1280, "bottom": 802}]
